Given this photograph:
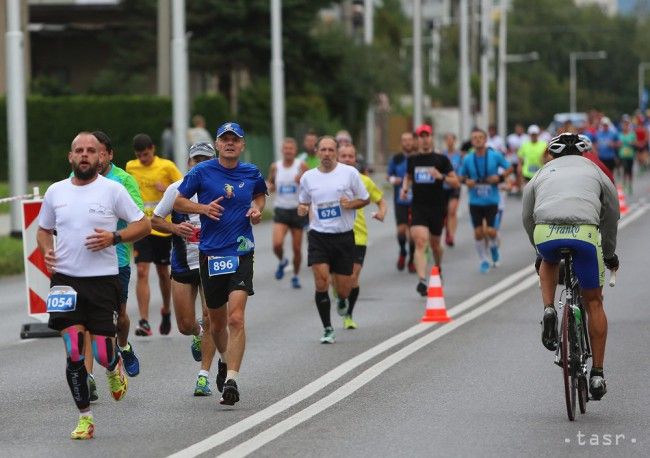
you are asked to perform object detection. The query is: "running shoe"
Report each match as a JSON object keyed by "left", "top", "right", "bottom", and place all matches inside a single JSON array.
[
  {"left": 541, "top": 306, "right": 558, "bottom": 351},
  {"left": 159, "top": 309, "right": 172, "bottom": 335},
  {"left": 135, "top": 319, "right": 152, "bottom": 337},
  {"left": 191, "top": 334, "right": 202, "bottom": 362},
  {"left": 70, "top": 415, "right": 94, "bottom": 440},
  {"left": 336, "top": 298, "right": 349, "bottom": 317},
  {"left": 479, "top": 260, "right": 491, "bottom": 274},
  {"left": 416, "top": 280, "right": 428, "bottom": 297},
  {"left": 275, "top": 258, "right": 288, "bottom": 280},
  {"left": 194, "top": 375, "right": 212, "bottom": 396},
  {"left": 343, "top": 315, "right": 358, "bottom": 330},
  {"left": 106, "top": 358, "right": 128, "bottom": 401},
  {"left": 407, "top": 261, "right": 416, "bottom": 274},
  {"left": 291, "top": 276, "right": 301, "bottom": 289},
  {"left": 119, "top": 342, "right": 140, "bottom": 377},
  {"left": 216, "top": 359, "right": 227, "bottom": 393},
  {"left": 445, "top": 234, "right": 455, "bottom": 247},
  {"left": 88, "top": 374, "right": 98, "bottom": 402},
  {"left": 220, "top": 379, "right": 240, "bottom": 406},
  {"left": 397, "top": 254, "right": 406, "bottom": 271},
  {"left": 490, "top": 246, "right": 500, "bottom": 266},
  {"left": 320, "top": 326, "right": 335, "bottom": 344},
  {"left": 589, "top": 375, "right": 607, "bottom": 400}
]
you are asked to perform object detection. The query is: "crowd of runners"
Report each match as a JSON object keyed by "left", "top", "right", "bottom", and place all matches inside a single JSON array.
[{"left": 36, "top": 105, "right": 640, "bottom": 438}]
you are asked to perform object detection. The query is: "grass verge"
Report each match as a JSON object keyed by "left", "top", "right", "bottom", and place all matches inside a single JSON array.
[
  {"left": 0, "top": 181, "right": 52, "bottom": 214},
  {"left": 0, "top": 236, "right": 24, "bottom": 276}
]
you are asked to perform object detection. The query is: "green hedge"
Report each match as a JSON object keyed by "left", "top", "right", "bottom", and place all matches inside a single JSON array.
[{"left": 0, "top": 94, "right": 254, "bottom": 182}]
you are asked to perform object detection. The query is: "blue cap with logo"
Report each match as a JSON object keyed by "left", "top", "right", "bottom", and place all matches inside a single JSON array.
[{"left": 216, "top": 122, "right": 245, "bottom": 138}]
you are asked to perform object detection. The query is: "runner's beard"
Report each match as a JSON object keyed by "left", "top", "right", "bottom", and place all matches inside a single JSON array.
[{"left": 72, "top": 162, "right": 99, "bottom": 180}]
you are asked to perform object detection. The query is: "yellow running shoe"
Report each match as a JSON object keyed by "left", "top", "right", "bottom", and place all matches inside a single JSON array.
[
  {"left": 70, "top": 415, "right": 94, "bottom": 440},
  {"left": 106, "top": 358, "right": 128, "bottom": 401},
  {"left": 343, "top": 315, "right": 358, "bottom": 330}
]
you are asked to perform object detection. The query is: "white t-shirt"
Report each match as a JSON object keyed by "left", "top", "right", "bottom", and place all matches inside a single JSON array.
[
  {"left": 299, "top": 163, "right": 369, "bottom": 233},
  {"left": 487, "top": 134, "right": 506, "bottom": 153},
  {"left": 274, "top": 159, "right": 302, "bottom": 209},
  {"left": 153, "top": 180, "right": 200, "bottom": 271},
  {"left": 38, "top": 175, "right": 145, "bottom": 277}
]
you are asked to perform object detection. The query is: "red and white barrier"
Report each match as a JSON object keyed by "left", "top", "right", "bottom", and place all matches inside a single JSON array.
[{"left": 21, "top": 196, "right": 50, "bottom": 322}]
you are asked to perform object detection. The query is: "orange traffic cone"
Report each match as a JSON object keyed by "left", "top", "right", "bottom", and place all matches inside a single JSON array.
[
  {"left": 617, "top": 184, "right": 629, "bottom": 216},
  {"left": 421, "top": 266, "right": 452, "bottom": 323}
]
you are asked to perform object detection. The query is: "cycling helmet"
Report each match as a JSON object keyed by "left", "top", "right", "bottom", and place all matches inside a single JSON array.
[
  {"left": 547, "top": 133, "right": 589, "bottom": 157},
  {"left": 577, "top": 134, "right": 592, "bottom": 152}
]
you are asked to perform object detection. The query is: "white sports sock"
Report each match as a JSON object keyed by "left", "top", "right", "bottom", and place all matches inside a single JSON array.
[
  {"left": 198, "top": 369, "right": 209, "bottom": 378},
  {"left": 219, "top": 353, "right": 227, "bottom": 363},
  {"left": 475, "top": 239, "right": 488, "bottom": 262},
  {"left": 197, "top": 322, "right": 204, "bottom": 337},
  {"left": 489, "top": 236, "right": 499, "bottom": 248},
  {"left": 226, "top": 370, "right": 239, "bottom": 382},
  {"left": 80, "top": 410, "right": 93, "bottom": 419},
  {"left": 119, "top": 343, "right": 130, "bottom": 352}
]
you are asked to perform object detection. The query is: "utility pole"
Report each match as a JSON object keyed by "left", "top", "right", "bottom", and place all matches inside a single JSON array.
[
  {"left": 171, "top": 0, "right": 189, "bottom": 174},
  {"left": 497, "top": 0, "right": 507, "bottom": 142},
  {"left": 157, "top": 0, "right": 172, "bottom": 96},
  {"left": 480, "top": 0, "right": 491, "bottom": 129},
  {"left": 459, "top": 0, "right": 471, "bottom": 140},
  {"left": 6, "top": 0, "right": 28, "bottom": 237},
  {"left": 271, "top": 0, "right": 286, "bottom": 162},
  {"left": 413, "top": 0, "right": 423, "bottom": 127},
  {"left": 364, "top": 0, "right": 374, "bottom": 165},
  {"left": 569, "top": 50, "right": 607, "bottom": 113}
]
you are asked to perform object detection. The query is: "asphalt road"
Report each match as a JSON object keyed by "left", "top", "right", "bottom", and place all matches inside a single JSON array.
[{"left": 0, "top": 175, "right": 648, "bottom": 458}]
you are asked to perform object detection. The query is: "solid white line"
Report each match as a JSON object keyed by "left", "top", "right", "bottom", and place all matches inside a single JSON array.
[
  {"left": 168, "top": 265, "right": 534, "bottom": 458},
  {"left": 219, "top": 274, "right": 540, "bottom": 458}
]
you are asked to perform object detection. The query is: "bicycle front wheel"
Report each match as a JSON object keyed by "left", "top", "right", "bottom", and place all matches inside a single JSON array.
[{"left": 561, "top": 304, "right": 577, "bottom": 421}]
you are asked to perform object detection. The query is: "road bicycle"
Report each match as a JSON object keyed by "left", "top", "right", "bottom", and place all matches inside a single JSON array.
[{"left": 554, "top": 248, "right": 615, "bottom": 421}]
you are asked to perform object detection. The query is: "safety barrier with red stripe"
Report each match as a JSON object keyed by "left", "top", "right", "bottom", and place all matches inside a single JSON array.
[{"left": 22, "top": 198, "right": 50, "bottom": 322}]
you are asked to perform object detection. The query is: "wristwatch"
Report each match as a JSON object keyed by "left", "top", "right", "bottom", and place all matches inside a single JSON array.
[{"left": 112, "top": 231, "right": 123, "bottom": 246}]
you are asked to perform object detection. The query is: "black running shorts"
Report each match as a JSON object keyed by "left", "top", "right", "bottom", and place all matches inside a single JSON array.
[
  {"left": 199, "top": 252, "right": 254, "bottom": 309},
  {"left": 171, "top": 268, "right": 201, "bottom": 286},
  {"left": 48, "top": 272, "right": 119, "bottom": 336},
  {"left": 307, "top": 230, "right": 355, "bottom": 276},
  {"left": 134, "top": 234, "right": 172, "bottom": 265},
  {"left": 273, "top": 207, "right": 309, "bottom": 229},
  {"left": 469, "top": 204, "right": 499, "bottom": 228},
  {"left": 410, "top": 204, "right": 446, "bottom": 236},
  {"left": 354, "top": 244, "right": 367, "bottom": 266},
  {"left": 394, "top": 203, "right": 411, "bottom": 226}
]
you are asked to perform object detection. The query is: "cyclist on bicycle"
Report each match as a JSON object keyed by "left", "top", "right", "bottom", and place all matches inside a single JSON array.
[{"left": 522, "top": 133, "right": 619, "bottom": 400}]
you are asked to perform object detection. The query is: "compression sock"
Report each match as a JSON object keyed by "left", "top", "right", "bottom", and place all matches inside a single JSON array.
[
  {"left": 315, "top": 291, "right": 332, "bottom": 328},
  {"left": 475, "top": 239, "right": 488, "bottom": 262},
  {"left": 347, "top": 287, "right": 360, "bottom": 317},
  {"left": 66, "top": 358, "right": 90, "bottom": 411},
  {"left": 408, "top": 241, "right": 416, "bottom": 261},
  {"left": 397, "top": 234, "right": 407, "bottom": 256},
  {"left": 488, "top": 236, "right": 499, "bottom": 249}
]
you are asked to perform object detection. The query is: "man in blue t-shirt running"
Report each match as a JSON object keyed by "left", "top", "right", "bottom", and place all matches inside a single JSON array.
[
  {"left": 459, "top": 128, "right": 511, "bottom": 273},
  {"left": 174, "top": 122, "right": 267, "bottom": 406}
]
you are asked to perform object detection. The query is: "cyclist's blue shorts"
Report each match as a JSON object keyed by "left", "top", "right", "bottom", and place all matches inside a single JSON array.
[{"left": 533, "top": 224, "right": 604, "bottom": 289}]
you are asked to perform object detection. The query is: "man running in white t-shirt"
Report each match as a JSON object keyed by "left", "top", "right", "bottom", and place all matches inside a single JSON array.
[
  {"left": 37, "top": 132, "right": 150, "bottom": 439},
  {"left": 298, "top": 136, "right": 370, "bottom": 343}
]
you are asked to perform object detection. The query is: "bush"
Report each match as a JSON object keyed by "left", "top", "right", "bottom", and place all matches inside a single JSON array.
[{"left": 0, "top": 236, "right": 24, "bottom": 276}]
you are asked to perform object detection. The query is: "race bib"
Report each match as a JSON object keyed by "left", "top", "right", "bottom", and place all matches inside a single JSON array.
[
  {"left": 414, "top": 167, "right": 435, "bottom": 184},
  {"left": 279, "top": 184, "right": 297, "bottom": 194},
  {"left": 527, "top": 165, "right": 540, "bottom": 174},
  {"left": 317, "top": 202, "right": 341, "bottom": 220},
  {"left": 475, "top": 184, "right": 492, "bottom": 198},
  {"left": 46, "top": 286, "right": 77, "bottom": 313},
  {"left": 207, "top": 255, "right": 239, "bottom": 276}
]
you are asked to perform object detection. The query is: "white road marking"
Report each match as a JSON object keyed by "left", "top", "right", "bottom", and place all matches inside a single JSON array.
[{"left": 219, "top": 275, "right": 540, "bottom": 457}]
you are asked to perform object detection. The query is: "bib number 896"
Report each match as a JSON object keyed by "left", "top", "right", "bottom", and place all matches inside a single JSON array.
[{"left": 212, "top": 259, "right": 234, "bottom": 272}]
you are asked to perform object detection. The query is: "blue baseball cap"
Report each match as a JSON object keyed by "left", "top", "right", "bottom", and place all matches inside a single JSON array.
[{"left": 216, "top": 122, "right": 245, "bottom": 138}]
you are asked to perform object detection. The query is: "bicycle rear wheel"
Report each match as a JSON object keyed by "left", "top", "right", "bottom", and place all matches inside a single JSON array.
[{"left": 561, "top": 304, "right": 576, "bottom": 421}]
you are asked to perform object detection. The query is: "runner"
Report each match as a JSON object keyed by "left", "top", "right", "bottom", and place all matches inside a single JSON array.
[
  {"left": 595, "top": 117, "right": 620, "bottom": 174},
  {"left": 517, "top": 125, "right": 546, "bottom": 185},
  {"left": 298, "top": 136, "right": 370, "bottom": 343},
  {"left": 387, "top": 131, "right": 416, "bottom": 272},
  {"left": 174, "top": 122, "right": 267, "bottom": 405},
  {"left": 335, "top": 144, "right": 386, "bottom": 329},
  {"left": 151, "top": 142, "right": 218, "bottom": 396},
  {"left": 506, "top": 123, "right": 528, "bottom": 193},
  {"left": 83, "top": 131, "right": 144, "bottom": 403},
  {"left": 126, "top": 133, "right": 182, "bottom": 336},
  {"left": 37, "top": 132, "right": 150, "bottom": 439},
  {"left": 618, "top": 115, "right": 636, "bottom": 194},
  {"left": 298, "top": 130, "right": 320, "bottom": 169},
  {"left": 267, "top": 137, "right": 309, "bottom": 289},
  {"left": 400, "top": 124, "right": 459, "bottom": 296},
  {"left": 441, "top": 133, "right": 463, "bottom": 247},
  {"left": 458, "top": 128, "right": 511, "bottom": 273}
]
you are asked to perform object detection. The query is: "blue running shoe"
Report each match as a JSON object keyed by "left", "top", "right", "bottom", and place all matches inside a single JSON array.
[
  {"left": 191, "top": 334, "right": 202, "bottom": 362},
  {"left": 490, "top": 246, "right": 500, "bottom": 266},
  {"left": 119, "top": 342, "right": 140, "bottom": 377},
  {"left": 291, "top": 276, "right": 301, "bottom": 289},
  {"left": 275, "top": 259, "right": 288, "bottom": 280},
  {"left": 194, "top": 375, "right": 212, "bottom": 396},
  {"left": 480, "top": 260, "right": 490, "bottom": 274}
]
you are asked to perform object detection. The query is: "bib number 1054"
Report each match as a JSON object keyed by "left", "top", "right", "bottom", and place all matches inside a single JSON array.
[
  {"left": 207, "top": 256, "right": 239, "bottom": 276},
  {"left": 46, "top": 286, "right": 78, "bottom": 313}
]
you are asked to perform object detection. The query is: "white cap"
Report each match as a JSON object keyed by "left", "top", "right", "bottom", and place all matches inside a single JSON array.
[
  {"left": 600, "top": 116, "right": 612, "bottom": 126},
  {"left": 527, "top": 124, "right": 540, "bottom": 135}
]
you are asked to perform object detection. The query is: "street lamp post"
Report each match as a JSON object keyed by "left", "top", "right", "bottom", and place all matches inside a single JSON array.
[
  {"left": 271, "top": 0, "right": 285, "bottom": 162},
  {"left": 364, "top": 0, "right": 375, "bottom": 165},
  {"left": 171, "top": 0, "right": 189, "bottom": 174},
  {"left": 459, "top": 0, "right": 471, "bottom": 140},
  {"left": 638, "top": 62, "right": 650, "bottom": 111},
  {"left": 413, "top": 0, "right": 423, "bottom": 127},
  {"left": 569, "top": 50, "right": 607, "bottom": 113},
  {"left": 497, "top": 51, "right": 539, "bottom": 142}
]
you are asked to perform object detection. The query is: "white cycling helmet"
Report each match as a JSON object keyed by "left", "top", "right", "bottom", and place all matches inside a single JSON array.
[
  {"left": 547, "top": 133, "right": 590, "bottom": 157},
  {"left": 577, "top": 134, "right": 592, "bottom": 152}
]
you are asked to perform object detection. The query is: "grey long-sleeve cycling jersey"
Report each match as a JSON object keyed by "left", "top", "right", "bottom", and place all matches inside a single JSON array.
[{"left": 522, "top": 154, "right": 620, "bottom": 258}]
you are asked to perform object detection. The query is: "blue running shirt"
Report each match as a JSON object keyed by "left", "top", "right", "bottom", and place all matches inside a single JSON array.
[
  {"left": 177, "top": 160, "right": 267, "bottom": 257},
  {"left": 459, "top": 148, "right": 510, "bottom": 206}
]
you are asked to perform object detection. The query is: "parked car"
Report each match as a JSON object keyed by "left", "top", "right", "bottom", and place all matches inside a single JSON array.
[{"left": 546, "top": 112, "right": 588, "bottom": 135}]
